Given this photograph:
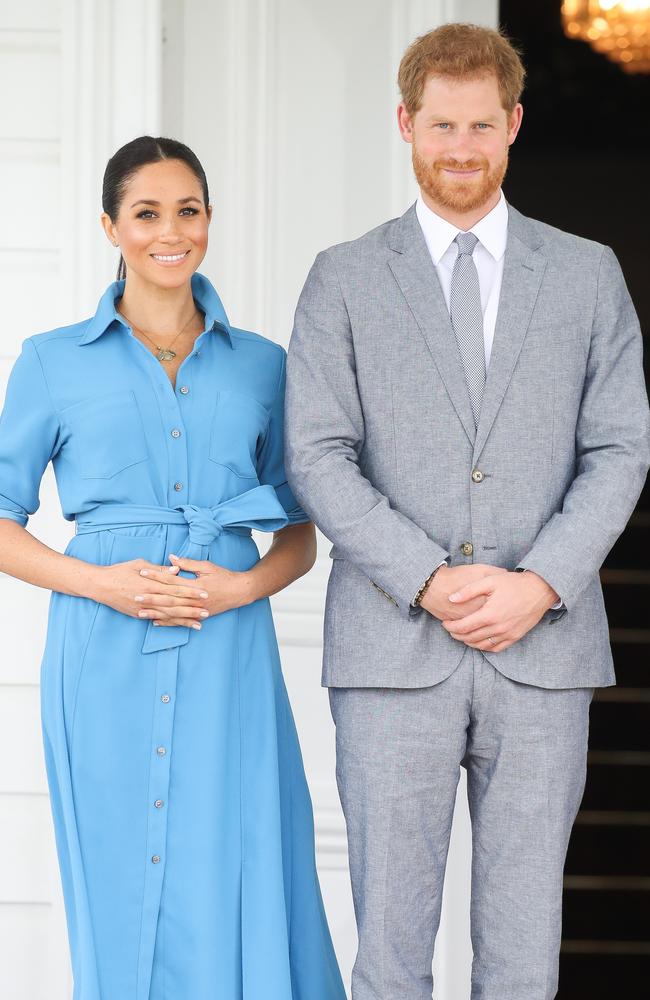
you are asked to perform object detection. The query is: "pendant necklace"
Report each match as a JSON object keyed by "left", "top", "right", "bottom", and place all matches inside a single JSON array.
[{"left": 121, "top": 309, "right": 200, "bottom": 362}]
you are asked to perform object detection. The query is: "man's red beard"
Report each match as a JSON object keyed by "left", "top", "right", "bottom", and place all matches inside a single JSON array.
[{"left": 412, "top": 145, "right": 508, "bottom": 213}]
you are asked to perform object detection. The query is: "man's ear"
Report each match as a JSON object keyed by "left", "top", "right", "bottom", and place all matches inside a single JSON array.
[
  {"left": 507, "top": 103, "right": 524, "bottom": 146},
  {"left": 397, "top": 102, "right": 415, "bottom": 144}
]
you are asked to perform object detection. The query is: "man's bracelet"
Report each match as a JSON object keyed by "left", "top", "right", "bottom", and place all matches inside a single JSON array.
[{"left": 411, "top": 563, "right": 445, "bottom": 607}]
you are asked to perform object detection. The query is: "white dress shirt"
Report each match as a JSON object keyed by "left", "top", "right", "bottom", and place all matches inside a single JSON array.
[
  {"left": 415, "top": 189, "right": 508, "bottom": 368},
  {"left": 412, "top": 190, "right": 562, "bottom": 609}
]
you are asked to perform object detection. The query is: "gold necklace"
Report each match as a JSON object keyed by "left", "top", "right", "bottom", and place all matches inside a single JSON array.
[{"left": 121, "top": 310, "right": 200, "bottom": 362}]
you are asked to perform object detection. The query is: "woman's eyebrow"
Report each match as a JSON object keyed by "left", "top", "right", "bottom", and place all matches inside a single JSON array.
[{"left": 129, "top": 196, "right": 203, "bottom": 208}]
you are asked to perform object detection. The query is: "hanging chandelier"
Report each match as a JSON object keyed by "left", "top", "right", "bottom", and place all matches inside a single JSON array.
[{"left": 561, "top": 1, "right": 650, "bottom": 73}]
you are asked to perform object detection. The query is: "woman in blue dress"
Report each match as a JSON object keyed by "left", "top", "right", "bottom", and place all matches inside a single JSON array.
[{"left": 0, "top": 136, "right": 347, "bottom": 1000}]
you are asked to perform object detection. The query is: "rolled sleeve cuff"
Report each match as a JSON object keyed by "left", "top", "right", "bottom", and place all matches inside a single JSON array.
[
  {"left": 272, "top": 481, "right": 312, "bottom": 526},
  {"left": 0, "top": 508, "right": 28, "bottom": 527}
]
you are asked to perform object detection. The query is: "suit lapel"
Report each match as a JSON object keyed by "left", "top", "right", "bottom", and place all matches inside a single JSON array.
[
  {"left": 473, "top": 207, "right": 547, "bottom": 461},
  {"left": 387, "top": 205, "right": 476, "bottom": 446}
]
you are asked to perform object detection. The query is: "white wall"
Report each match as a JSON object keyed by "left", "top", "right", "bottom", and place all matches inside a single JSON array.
[
  {"left": 0, "top": 3, "right": 73, "bottom": 995},
  {"left": 0, "top": 1, "right": 496, "bottom": 997}
]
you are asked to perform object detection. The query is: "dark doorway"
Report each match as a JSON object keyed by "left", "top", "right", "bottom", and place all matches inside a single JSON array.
[{"left": 499, "top": 2, "right": 650, "bottom": 997}]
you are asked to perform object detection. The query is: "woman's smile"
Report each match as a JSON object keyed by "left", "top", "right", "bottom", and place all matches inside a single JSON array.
[{"left": 150, "top": 249, "right": 192, "bottom": 265}]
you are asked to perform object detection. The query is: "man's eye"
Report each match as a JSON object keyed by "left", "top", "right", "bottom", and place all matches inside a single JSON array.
[
  {"left": 475, "top": 123, "right": 490, "bottom": 129},
  {"left": 436, "top": 123, "right": 450, "bottom": 129}
]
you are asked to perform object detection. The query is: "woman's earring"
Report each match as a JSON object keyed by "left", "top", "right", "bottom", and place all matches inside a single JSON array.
[{"left": 112, "top": 241, "right": 119, "bottom": 247}]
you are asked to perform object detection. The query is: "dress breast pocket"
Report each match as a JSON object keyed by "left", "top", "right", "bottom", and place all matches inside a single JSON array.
[
  {"left": 208, "top": 388, "right": 270, "bottom": 480},
  {"left": 61, "top": 389, "right": 149, "bottom": 479}
]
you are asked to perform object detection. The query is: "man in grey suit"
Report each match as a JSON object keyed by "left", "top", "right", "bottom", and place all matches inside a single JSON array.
[{"left": 285, "top": 22, "right": 650, "bottom": 1000}]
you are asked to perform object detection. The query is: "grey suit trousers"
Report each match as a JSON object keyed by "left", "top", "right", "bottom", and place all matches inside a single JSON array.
[{"left": 330, "top": 651, "right": 593, "bottom": 1000}]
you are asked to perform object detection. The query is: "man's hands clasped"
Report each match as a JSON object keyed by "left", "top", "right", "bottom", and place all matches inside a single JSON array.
[
  {"left": 419, "top": 564, "right": 559, "bottom": 653},
  {"left": 91, "top": 554, "right": 252, "bottom": 629}
]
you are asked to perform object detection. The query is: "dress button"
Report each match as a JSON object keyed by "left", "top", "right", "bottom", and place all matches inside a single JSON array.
[
  {"left": 471, "top": 469, "right": 485, "bottom": 483},
  {"left": 161, "top": 694, "right": 171, "bottom": 703},
  {"left": 179, "top": 385, "right": 189, "bottom": 394},
  {"left": 171, "top": 428, "right": 181, "bottom": 438},
  {"left": 460, "top": 541, "right": 474, "bottom": 557},
  {"left": 154, "top": 799, "right": 164, "bottom": 809},
  {"left": 174, "top": 482, "right": 183, "bottom": 492},
  {"left": 156, "top": 746, "right": 167, "bottom": 756},
  {"left": 152, "top": 855, "right": 161, "bottom": 864}
]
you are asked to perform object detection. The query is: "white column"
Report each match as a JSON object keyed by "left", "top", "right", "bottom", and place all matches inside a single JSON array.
[{"left": 60, "top": 0, "right": 163, "bottom": 320}]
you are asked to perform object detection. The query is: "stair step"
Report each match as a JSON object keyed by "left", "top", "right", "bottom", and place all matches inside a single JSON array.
[
  {"left": 566, "top": 822, "right": 650, "bottom": 876},
  {"left": 609, "top": 629, "right": 650, "bottom": 644},
  {"left": 602, "top": 569, "right": 650, "bottom": 585},
  {"left": 582, "top": 763, "right": 650, "bottom": 809},
  {"left": 564, "top": 876, "right": 650, "bottom": 890},
  {"left": 558, "top": 952, "right": 650, "bottom": 999},
  {"left": 562, "top": 941, "right": 650, "bottom": 955},
  {"left": 581, "top": 757, "right": 650, "bottom": 810},
  {"left": 562, "top": 888, "right": 650, "bottom": 939},
  {"left": 589, "top": 699, "right": 650, "bottom": 751},
  {"left": 576, "top": 811, "right": 650, "bottom": 826},
  {"left": 588, "top": 751, "right": 650, "bottom": 763},
  {"left": 594, "top": 688, "right": 650, "bottom": 703}
]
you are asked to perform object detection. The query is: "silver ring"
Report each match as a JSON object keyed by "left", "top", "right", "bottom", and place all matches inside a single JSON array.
[{"left": 487, "top": 636, "right": 496, "bottom": 645}]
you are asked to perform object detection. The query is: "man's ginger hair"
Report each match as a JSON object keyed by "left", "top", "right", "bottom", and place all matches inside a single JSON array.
[{"left": 398, "top": 22, "right": 526, "bottom": 116}]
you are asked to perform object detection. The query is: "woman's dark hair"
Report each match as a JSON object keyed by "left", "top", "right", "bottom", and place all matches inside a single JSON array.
[{"left": 102, "top": 136, "right": 210, "bottom": 280}]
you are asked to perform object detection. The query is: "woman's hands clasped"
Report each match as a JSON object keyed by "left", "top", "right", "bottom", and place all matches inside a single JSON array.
[{"left": 91, "top": 553, "right": 251, "bottom": 629}]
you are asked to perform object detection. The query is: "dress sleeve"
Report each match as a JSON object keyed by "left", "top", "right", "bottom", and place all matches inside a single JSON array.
[
  {"left": 0, "top": 337, "right": 62, "bottom": 526},
  {"left": 256, "top": 348, "right": 311, "bottom": 526}
]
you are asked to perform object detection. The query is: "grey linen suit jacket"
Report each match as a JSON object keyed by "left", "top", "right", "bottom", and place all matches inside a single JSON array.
[{"left": 284, "top": 203, "right": 650, "bottom": 689}]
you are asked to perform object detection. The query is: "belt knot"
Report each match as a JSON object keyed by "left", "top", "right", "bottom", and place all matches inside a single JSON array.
[{"left": 179, "top": 505, "right": 223, "bottom": 546}]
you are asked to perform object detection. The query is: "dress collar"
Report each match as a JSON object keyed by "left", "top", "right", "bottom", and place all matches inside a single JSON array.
[
  {"left": 79, "top": 271, "right": 234, "bottom": 348},
  {"left": 415, "top": 188, "right": 508, "bottom": 265}
]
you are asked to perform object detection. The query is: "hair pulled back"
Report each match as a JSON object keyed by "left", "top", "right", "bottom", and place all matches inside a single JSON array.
[{"left": 102, "top": 136, "right": 210, "bottom": 280}]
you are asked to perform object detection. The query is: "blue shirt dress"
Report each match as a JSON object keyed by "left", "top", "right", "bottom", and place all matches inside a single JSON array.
[{"left": 0, "top": 273, "right": 347, "bottom": 1000}]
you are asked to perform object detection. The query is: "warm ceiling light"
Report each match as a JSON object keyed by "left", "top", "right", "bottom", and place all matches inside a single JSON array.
[{"left": 561, "top": 0, "right": 650, "bottom": 72}]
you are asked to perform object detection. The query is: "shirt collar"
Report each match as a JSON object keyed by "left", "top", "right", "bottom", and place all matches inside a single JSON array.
[
  {"left": 79, "top": 271, "right": 234, "bottom": 347},
  {"left": 415, "top": 189, "right": 508, "bottom": 264}
]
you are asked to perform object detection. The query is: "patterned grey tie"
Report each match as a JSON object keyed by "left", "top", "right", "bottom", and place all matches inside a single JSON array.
[{"left": 450, "top": 231, "right": 486, "bottom": 427}]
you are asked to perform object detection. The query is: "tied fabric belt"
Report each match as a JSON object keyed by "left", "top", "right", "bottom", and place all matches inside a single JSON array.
[{"left": 75, "top": 484, "right": 289, "bottom": 653}]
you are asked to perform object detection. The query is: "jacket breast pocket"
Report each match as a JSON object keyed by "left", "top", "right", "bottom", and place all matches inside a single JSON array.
[
  {"left": 208, "top": 388, "right": 270, "bottom": 480},
  {"left": 61, "top": 389, "right": 149, "bottom": 479}
]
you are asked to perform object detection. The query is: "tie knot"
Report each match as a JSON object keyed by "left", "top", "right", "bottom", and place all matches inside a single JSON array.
[{"left": 454, "top": 231, "right": 479, "bottom": 256}]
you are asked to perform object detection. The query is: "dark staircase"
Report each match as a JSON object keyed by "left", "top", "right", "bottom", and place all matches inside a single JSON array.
[{"left": 559, "top": 477, "right": 650, "bottom": 997}]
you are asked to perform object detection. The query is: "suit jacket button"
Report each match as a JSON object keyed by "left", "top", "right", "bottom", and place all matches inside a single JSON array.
[
  {"left": 471, "top": 469, "right": 484, "bottom": 483},
  {"left": 460, "top": 541, "right": 474, "bottom": 556}
]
